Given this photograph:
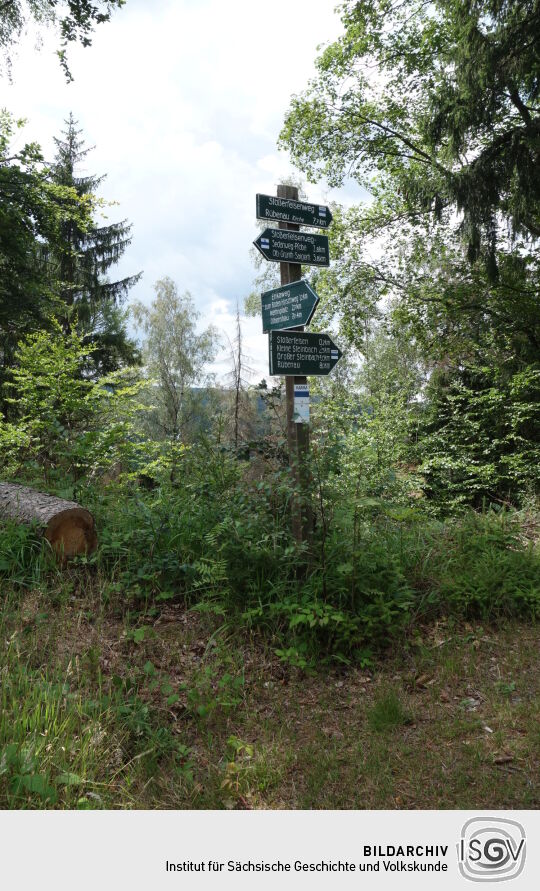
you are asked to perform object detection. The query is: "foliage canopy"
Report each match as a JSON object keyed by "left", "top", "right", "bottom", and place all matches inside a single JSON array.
[
  {"left": 0, "top": 0, "right": 126, "bottom": 79},
  {"left": 281, "top": 0, "right": 539, "bottom": 274}
]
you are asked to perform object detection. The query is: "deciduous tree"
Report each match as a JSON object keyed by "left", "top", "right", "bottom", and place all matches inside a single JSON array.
[
  {"left": 132, "top": 277, "right": 219, "bottom": 449},
  {"left": 279, "top": 0, "right": 540, "bottom": 505},
  {"left": 281, "top": 0, "right": 540, "bottom": 274},
  {"left": 0, "top": 0, "right": 126, "bottom": 79}
]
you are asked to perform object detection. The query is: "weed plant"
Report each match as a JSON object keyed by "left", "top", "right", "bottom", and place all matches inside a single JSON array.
[{"left": 2, "top": 444, "right": 538, "bottom": 668}]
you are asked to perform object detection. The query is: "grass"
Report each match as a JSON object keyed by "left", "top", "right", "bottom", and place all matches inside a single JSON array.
[
  {"left": 367, "top": 688, "right": 413, "bottom": 733},
  {"left": 0, "top": 642, "right": 126, "bottom": 808},
  {"left": 0, "top": 571, "right": 538, "bottom": 809},
  {"left": 0, "top": 492, "right": 538, "bottom": 809}
]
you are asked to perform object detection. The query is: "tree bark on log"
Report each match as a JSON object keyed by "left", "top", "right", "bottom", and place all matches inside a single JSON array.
[{"left": 0, "top": 483, "right": 97, "bottom": 559}]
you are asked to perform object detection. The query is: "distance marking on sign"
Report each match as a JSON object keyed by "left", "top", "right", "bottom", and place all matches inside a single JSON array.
[
  {"left": 269, "top": 330, "right": 342, "bottom": 377},
  {"left": 254, "top": 228, "right": 330, "bottom": 267},
  {"left": 256, "top": 193, "right": 333, "bottom": 228},
  {"left": 261, "top": 280, "right": 319, "bottom": 332}
]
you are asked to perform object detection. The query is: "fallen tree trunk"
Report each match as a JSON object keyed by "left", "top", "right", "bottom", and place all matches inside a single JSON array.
[{"left": 0, "top": 483, "right": 97, "bottom": 559}]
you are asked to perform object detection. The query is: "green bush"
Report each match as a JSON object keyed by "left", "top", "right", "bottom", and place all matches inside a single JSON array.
[
  {"left": 69, "top": 457, "right": 539, "bottom": 666},
  {"left": 415, "top": 511, "right": 540, "bottom": 619},
  {"left": 2, "top": 402, "right": 537, "bottom": 669},
  {"left": 421, "top": 364, "right": 540, "bottom": 510}
]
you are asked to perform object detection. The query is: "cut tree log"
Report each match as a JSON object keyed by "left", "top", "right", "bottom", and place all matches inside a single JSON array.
[{"left": 0, "top": 482, "right": 97, "bottom": 559}]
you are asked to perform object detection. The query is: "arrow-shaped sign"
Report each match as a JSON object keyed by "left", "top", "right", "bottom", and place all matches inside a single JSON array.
[
  {"left": 256, "top": 194, "right": 333, "bottom": 229},
  {"left": 261, "top": 280, "right": 319, "bottom": 333},
  {"left": 269, "top": 330, "right": 342, "bottom": 377},
  {"left": 254, "top": 228, "right": 330, "bottom": 267}
]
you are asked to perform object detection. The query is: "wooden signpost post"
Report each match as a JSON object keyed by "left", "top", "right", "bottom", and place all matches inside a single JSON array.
[{"left": 254, "top": 184, "right": 342, "bottom": 546}]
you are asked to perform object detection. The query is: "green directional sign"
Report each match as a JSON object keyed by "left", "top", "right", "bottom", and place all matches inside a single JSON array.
[
  {"left": 269, "top": 330, "right": 342, "bottom": 377},
  {"left": 254, "top": 228, "right": 329, "bottom": 267},
  {"left": 256, "top": 194, "right": 333, "bottom": 229},
  {"left": 261, "top": 280, "right": 319, "bottom": 333}
]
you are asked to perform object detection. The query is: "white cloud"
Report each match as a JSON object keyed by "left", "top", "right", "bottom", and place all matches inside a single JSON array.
[{"left": 4, "top": 0, "right": 353, "bottom": 379}]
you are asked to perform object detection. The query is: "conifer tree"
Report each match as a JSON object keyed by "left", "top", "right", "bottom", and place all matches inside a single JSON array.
[
  {"left": 49, "top": 113, "right": 141, "bottom": 375},
  {"left": 0, "top": 112, "right": 91, "bottom": 413}
]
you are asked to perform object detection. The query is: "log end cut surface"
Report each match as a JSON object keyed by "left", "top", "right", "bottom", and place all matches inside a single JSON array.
[
  {"left": 0, "top": 483, "right": 97, "bottom": 559},
  {"left": 45, "top": 508, "right": 98, "bottom": 559}
]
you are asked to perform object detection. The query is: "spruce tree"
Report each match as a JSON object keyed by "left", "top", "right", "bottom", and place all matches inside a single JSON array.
[
  {"left": 49, "top": 113, "right": 141, "bottom": 375},
  {"left": 0, "top": 112, "right": 92, "bottom": 414}
]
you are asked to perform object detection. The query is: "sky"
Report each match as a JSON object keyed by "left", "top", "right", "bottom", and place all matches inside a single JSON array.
[{"left": 4, "top": 0, "right": 363, "bottom": 382}]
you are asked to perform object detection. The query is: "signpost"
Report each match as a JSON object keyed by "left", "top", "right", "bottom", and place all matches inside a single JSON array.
[
  {"left": 254, "top": 183, "right": 342, "bottom": 546},
  {"left": 253, "top": 228, "right": 329, "bottom": 267},
  {"left": 261, "top": 280, "right": 319, "bottom": 333},
  {"left": 256, "top": 193, "right": 333, "bottom": 229},
  {"left": 269, "top": 330, "right": 343, "bottom": 377}
]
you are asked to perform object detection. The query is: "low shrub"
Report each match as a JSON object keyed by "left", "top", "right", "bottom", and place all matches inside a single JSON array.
[{"left": 414, "top": 511, "right": 540, "bottom": 620}]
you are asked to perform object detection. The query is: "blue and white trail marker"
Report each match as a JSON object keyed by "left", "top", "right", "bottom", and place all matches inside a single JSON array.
[{"left": 293, "top": 383, "right": 310, "bottom": 424}]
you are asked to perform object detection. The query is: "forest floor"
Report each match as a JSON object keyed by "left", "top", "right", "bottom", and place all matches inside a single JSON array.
[{"left": 1, "top": 579, "right": 538, "bottom": 810}]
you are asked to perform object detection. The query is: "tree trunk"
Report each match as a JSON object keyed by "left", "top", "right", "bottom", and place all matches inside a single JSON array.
[{"left": 0, "top": 483, "right": 97, "bottom": 559}]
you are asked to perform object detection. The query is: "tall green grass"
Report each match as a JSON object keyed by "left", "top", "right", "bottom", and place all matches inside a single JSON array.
[
  {"left": 0, "top": 641, "right": 122, "bottom": 808},
  {"left": 0, "top": 522, "right": 55, "bottom": 588}
]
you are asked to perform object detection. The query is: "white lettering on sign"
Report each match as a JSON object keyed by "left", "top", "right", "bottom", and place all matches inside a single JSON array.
[{"left": 267, "top": 196, "right": 316, "bottom": 214}]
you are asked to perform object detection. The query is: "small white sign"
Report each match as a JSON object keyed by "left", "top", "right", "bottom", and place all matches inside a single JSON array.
[{"left": 293, "top": 383, "right": 309, "bottom": 424}]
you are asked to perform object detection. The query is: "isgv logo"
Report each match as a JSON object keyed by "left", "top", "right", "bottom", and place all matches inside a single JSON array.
[{"left": 458, "top": 817, "right": 526, "bottom": 882}]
